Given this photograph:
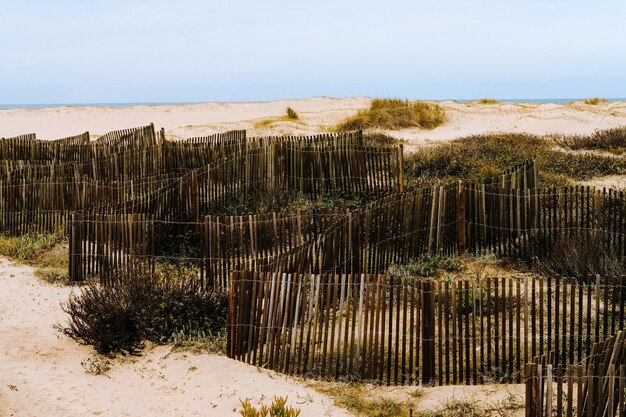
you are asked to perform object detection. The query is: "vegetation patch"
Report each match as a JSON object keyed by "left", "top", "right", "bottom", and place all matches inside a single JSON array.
[
  {"left": 335, "top": 99, "right": 446, "bottom": 131},
  {"left": 0, "top": 232, "right": 69, "bottom": 284},
  {"left": 414, "top": 394, "right": 522, "bottom": 417},
  {"left": 61, "top": 267, "right": 228, "bottom": 355},
  {"left": 530, "top": 231, "right": 625, "bottom": 281},
  {"left": 555, "top": 127, "right": 626, "bottom": 152},
  {"left": 583, "top": 97, "right": 608, "bottom": 105},
  {"left": 403, "top": 131, "right": 626, "bottom": 187},
  {"left": 388, "top": 254, "right": 463, "bottom": 279},
  {"left": 476, "top": 99, "right": 500, "bottom": 104},
  {"left": 362, "top": 132, "right": 403, "bottom": 147},
  {"left": 311, "top": 382, "right": 415, "bottom": 417}
]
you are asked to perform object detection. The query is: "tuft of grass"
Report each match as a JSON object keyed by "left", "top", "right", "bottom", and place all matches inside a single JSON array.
[
  {"left": 335, "top": 99, "right": 446, "bottom": 131},
  {"left": 239, "top": 396, "right": 301, "bottom": 417},
  {"left": 285, "top": 107, "right": 299, "bottom": 120},
  {"left": 583, "top": 97, "right": 608, "bottom": 105},
  {"left": 253, "top": 109, "right": 304, "bottom": 129},
  {"left": 0, "top": 233, "right": 69, "bottom": 284},
  {"left": 477, "top": 99, "right": 500, "bottom": 104}
]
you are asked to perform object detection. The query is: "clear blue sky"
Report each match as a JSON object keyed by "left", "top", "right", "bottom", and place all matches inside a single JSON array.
[{"left": 1, "top": 0, "right": 625, "bottom": 103}]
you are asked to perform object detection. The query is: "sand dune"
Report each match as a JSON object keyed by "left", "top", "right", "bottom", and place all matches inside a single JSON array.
[{"left": 1, "top": 98, "right": 625, "bottom": 145}]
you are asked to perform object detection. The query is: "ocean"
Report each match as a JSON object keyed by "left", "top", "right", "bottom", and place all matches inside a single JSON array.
[{"left": 1, "top": 98, "right": 625, "bottom": 110}]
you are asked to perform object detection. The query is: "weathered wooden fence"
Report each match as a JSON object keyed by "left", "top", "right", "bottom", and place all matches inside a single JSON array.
[
  {"left": 526, "top": 331, "right": 626, "bottom": 417},
  {"left": 229, "top": 271, "right": 626, "bottom": 386}
]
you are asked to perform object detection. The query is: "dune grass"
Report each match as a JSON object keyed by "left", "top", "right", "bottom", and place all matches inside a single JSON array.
[
  {"left": 285, "top": 107, "right": 299, "bottom": 120},
  {"left": 583, "top": 97, "right": 608, "bottom": 105},
  {"left": 335, "top": 99, "right": 446, "bottom": 131},
  {"left": 0, "top": 232, "right": 69, "bottom": 284},
  {"left": 404, "top": 131, "right": 626, "bottom": 187},
  {"left": 476, "top": 99, "right": 500, "bottom": 104},
  {"left": 253, "top": 107, "right": 303, "bottom": 129}
]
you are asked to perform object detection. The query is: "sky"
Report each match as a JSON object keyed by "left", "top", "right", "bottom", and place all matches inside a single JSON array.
[{"left": 1, "top": 0, "right": 625, "bottom": 104}]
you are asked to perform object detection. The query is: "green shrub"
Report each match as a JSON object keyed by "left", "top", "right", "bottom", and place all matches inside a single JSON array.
[
  {"left": 335, "top": 99, "right": 446, "bottom": 131},
  {"left": 61, "top": 267, "right": 228, "bottom": 354}
]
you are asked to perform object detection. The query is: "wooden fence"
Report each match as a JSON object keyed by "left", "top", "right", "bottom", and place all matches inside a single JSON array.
[
  {"left": 526, "top": 331, "right": 626, "bottom": 417},
  {"left": 229, "top": 271, "right": 625, "bottom": 386}
]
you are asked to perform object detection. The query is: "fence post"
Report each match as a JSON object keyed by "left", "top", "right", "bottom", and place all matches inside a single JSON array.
[
  {"left": 422, "top": 280, "right": 436, "bottom": 385},
  {"left": 525, "top": 363, "right": 537, "bottom": 417},
  {"left": 190, "top": 169, "right": 199, "bottom": 223},
  {"left": 457, "top": 180, "right": 466, "bottom": 255},
  {"left": 397, "top": 144, "right": 404, "bottom": 192},
  {"left": 68, "top": 213, "right": 82, "bottom": 283}
]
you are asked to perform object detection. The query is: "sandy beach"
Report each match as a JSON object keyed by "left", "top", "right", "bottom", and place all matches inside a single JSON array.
[{"left": 2, "top": 98, "right": 626, "bottom": 145}]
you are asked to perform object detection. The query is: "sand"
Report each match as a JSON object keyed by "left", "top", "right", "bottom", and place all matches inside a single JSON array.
[
  {"left": 1, "top": 98, "right": 625, "bottom": 146},
  {"left": 0, "top": 258, "right": 350, "bottom": 417}
]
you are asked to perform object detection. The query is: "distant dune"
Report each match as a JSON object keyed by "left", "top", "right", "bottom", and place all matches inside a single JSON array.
[{"left": 1, "top": 97, "right": 625, "bottom": 146}]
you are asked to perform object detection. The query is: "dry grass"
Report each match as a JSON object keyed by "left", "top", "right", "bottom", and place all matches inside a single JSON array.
[
  {"left": 414, "top": 394, "right": 522, "bottom": 417},
  {"left": 335, "top": 99, "right": 446, "bottom": 131},
  {"left": 310, "top": 382, "right": 416, "bottom": 417},
  {"left": 311, "top": 381, "right": 523, "bottom": 417}
]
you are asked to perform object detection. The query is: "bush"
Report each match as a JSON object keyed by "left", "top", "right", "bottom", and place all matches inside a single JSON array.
[
  {"left": 62, "top": 267, "right": 228, "bottom": 354},
  {"left": 335, "top": 99, "right": 446, "bottom": 131}
]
